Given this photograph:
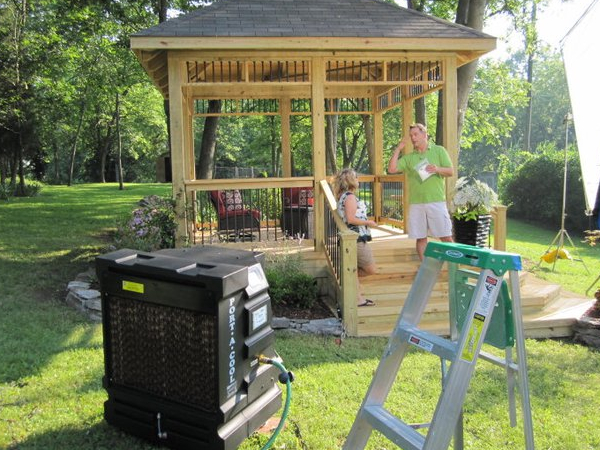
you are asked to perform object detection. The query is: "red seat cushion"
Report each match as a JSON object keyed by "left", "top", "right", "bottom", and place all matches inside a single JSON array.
[{"left": 283, "top": 187, "right": 314, "bottom": 207}]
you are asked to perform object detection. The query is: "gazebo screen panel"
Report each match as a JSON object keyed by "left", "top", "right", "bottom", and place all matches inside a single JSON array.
[
  {"left": 387, "top": 60, "right": 442, "bottom": 83},
  {"left": 194, "top": 98, "right": 280, "bottom": 116},
  {"left": 186, "top": 60, "right": 311, "bottom": 84},
  {"left": 323, "top": 59, "right": 442, "bottom": 83},
  {"left": 291, "top": 99, "right": 312, "bottom": 114},
  {"left": 325, "top": 98, "right": 372, "bottom": 114}
]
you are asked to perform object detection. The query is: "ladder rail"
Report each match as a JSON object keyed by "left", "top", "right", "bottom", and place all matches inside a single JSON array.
[
  {"left": 343, "top": 257, "right": 444, "bottom": 449},
  {"left": 344, "top": 243, "right": 535, "bottom": 450},
  {"left": 509, "top": 270, "right": 535, "bottom": 450},
  {"left": 424, "top": 268, "right": 506, "bottom": 450}
]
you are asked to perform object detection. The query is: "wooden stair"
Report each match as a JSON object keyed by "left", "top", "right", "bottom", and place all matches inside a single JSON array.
[
  {"left": 231, "top": 232, "right": 594, "bottom": 339},
  {"left": 356, "top": 237, "right": 594, "bottom": 338}
]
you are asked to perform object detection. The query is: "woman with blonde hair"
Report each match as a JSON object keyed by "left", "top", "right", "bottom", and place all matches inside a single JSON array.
[{"left": 333, "top": 168, "right": 377, "bottom": 307}]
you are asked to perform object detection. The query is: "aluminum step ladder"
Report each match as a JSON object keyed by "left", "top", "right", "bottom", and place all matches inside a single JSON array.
[{"left": 343, "top": 242, "right": 535, "bottom": 450}]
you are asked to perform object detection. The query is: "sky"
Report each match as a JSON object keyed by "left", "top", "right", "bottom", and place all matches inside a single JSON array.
[
  {"left": 393, "top": 0, "right": 596, "bottom": 59},
  {"left": 484, "top": 0, "right": 597, "bottom": 59}
]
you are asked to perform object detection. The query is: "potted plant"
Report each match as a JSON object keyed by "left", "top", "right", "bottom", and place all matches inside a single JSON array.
[{"left": 449, "top": 177, "right": 498, "bottom": 247}]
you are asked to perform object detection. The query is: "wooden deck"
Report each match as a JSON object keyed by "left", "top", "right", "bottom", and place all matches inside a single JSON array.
[
  {"left": 356, "top": 230, "right": 594, "bottom": 338},
  {"left": 221, "top": 226, "right": 594, "bottom": 339}
]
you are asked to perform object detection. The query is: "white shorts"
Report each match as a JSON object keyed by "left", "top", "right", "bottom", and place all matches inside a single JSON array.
[{"left": 408, "top": 202, "right": 453, "bottom": 239}]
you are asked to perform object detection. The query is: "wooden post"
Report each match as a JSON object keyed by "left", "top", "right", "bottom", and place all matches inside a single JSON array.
[
  {"left": 340, "top": 231, "right": 359, "bottom": 336},
  {"left": 281, "top": 97, "right": 292, "bottom": 177},
  {"left": 184, "top": 91, "right": 196, "bottom": 240},
  {"left": 167, "top": 52, "right": 189, "bottom": 247},
  {"left": 493, "top": 205, "right": 508, "bottom": 251},
  {"left": 312, "top": 57, "right": 326, "bottom": 251},
  {"left": 373, "top": 101, "right": 383, "bottom": 221},
  {"left": 402, "top": 90, "right": 414, "bottom": 234},
  {"left": 442, "top": 57, "right": 459, "bottom": 194}
]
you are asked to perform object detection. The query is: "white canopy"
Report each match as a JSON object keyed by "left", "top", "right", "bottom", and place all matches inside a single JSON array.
[{"left": 562, "top": 0, "right": 600, "bottom": 214}]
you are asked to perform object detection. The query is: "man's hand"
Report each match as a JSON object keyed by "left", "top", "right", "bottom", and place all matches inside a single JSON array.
[{"left": 388, "top": 139, "right": 406, "bottom": 174}]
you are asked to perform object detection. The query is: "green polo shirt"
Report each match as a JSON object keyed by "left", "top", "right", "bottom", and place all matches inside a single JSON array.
[{"left": 396, "top": 143, "right": 452, "bottom": 204}]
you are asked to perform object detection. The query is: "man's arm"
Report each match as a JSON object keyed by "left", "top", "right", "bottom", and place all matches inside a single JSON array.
[
  {"left": 426, "top": 164, "right": 453, "bottom": 177},
  {"left": 425, "top": 145, "right": 454, "bottom": 177},
  {"left": 387, "top": 140, "right": 406, "bottom": 174}
]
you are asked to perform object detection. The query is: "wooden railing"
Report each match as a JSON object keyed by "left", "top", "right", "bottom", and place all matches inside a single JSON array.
[
  {"left": 184, "top": 177, "right": 315, "bottom": 244},
  {"left": 491, "top": 204, "right": 508, "bottom": 251},
  {"left": 319, "top": 179, "right": 360, "bottom": 336}
]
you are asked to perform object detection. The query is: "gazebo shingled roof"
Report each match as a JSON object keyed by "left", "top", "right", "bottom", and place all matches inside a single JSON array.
[
  {"left": 131, "top": 0, "right": 496, "bottom": 98},
  {"left": 133, "top": 0, "right": 492, "bottom": 40}
]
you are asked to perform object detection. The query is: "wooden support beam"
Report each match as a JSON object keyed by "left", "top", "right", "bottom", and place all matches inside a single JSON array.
[
  {"left": 280, "top": 97, "right": 292, "bottom": 177},
  {"left": 442, "top": 56, "right": 458, "bottom": 194},
  {"left": 372, "top": 104, "right": 384, "bottom": 221},
  {"left": 312, "top": 57, "right": 326, "bottom": 251},
  {"left": 167, "top": 53, "right": 189, "bottom": 247}
]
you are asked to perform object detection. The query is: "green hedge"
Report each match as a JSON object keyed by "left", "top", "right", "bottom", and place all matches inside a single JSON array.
[{"left": 501, "top": 147, "right": 589, "bottom": 232}]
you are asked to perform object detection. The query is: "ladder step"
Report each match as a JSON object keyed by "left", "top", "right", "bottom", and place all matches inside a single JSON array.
[
  {"left": 398, "top": 321, "right": 458, "bottom": 360},
  {"left": 364, "top": 405, "right": 425, "bottom": 450}
]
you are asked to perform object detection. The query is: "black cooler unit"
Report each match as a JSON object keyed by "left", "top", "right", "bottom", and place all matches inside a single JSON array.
[{"left": 96, "top": 246, "right": 281, "bottom": 450}]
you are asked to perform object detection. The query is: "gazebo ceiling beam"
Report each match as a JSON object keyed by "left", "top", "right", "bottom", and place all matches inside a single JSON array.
[
  {"left": 183, "top": 83, "right": 440, "bottom": 101},
  {"left": 131, "top": 37, "right": 495, "bottom": 57}
]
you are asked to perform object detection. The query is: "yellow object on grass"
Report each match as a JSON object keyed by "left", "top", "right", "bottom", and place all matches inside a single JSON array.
[{"left": 540, "top": 248, "right": 572, "bottom": 263}]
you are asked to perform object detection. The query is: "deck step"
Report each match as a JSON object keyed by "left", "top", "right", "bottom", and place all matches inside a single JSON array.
[
  {"left": 356, "top": 244, "right": 591, "bottom": 338},
  {"left": 232, "top": 234, "right": 593, "bottom": 340}
]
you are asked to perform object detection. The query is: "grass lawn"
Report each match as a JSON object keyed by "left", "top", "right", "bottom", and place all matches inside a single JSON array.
[{"left": 1, "top": 183, "right": 599, "bottom": 449}]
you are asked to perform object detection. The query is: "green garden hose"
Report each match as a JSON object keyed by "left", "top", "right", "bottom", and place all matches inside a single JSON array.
[{"left": 258, "top": 355, "right": 294, "bottom": 450}]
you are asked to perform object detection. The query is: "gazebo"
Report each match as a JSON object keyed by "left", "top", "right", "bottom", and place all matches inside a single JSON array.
[{"left": 130, "top": 0, "right": 499, "bottom": 336}]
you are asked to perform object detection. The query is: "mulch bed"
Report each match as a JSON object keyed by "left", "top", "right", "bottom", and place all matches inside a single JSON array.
[{"left": 272, "top": 297, "right": 335, "bottom": 320}]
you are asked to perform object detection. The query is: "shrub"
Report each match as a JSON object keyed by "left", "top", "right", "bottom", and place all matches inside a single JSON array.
[
  {"left": 0, "top": 181, "right": 43, "bottom": 199},
  {"left": 113, "top": 195, "right": 177, "bottom": 252},
  {"left": 0, "top": 183, "right": 10, "bottom": 200},
  {"left": 501, "top": 145, "right": 588, "bottom": 232},
  {"left": 264, "top": 248, "right": 318, "bottom": 309}
]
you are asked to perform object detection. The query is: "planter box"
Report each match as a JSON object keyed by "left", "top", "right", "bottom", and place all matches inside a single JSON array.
[{"left": 452, "top": 214, "right": 491, "bottom": 247}]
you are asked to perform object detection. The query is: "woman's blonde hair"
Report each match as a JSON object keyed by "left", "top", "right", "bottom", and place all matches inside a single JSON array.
[{"left": 333, "top": 168, "right": 358, "bottom": 198}]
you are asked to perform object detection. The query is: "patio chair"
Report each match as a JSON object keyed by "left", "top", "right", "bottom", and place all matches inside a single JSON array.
[
  {"left": 281, "top": 187, "right": 314, "bottom": 238},
  {"left": 209, "top": 190, "right": 261, "bottom": 241}
]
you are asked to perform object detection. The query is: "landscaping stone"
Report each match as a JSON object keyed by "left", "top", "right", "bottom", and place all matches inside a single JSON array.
[{"left": 573, "top": 315, "right": 600, "bottom": 348}]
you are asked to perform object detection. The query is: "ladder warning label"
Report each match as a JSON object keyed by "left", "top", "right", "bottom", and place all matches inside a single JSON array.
[
  {"left": 461, "top": 315, "right": 485, "bottom": 362},
  {"left": 474, "top": 275, "right": 501, "bottom": 317},
  {"left": 408, "top": 334, "right": 434, "bottom": 352}
]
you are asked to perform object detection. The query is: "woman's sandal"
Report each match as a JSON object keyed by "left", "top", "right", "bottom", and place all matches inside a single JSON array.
[{"left": 358, "top": 299, "right": 375, "bottom": 307}]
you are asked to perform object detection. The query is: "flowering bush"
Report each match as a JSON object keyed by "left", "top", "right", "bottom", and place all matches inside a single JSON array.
[
  {"left": 113, "top": 195, "right": 176, "bottom": 251},
  {"left": 450, "top": 177, "right": 498, "bottom": 221}
]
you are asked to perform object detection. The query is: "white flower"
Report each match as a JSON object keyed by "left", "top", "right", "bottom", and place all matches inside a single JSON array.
[{"left": 450, "top": 177, "right": 498, "bottom": 220}]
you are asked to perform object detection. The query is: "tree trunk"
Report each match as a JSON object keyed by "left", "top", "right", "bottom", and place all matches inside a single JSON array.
[
  {"left": 67, "top": 91, "right": 88, "bottom": 187},
  {"left": 408, "top": 1, "right": 426, "bottom": 126},
  {"left": 524, "top": 2, "right": 537, "bottom": 152},
  {"left": 196, "top": 100, "right": 221, "bottom": 179},
  {"left": 116, "top": 92, "right": 124, "bottom": 190},
  {"left": 361, "top": 112, "right": 374, "bottom": 173},
  {"left": 269, "top": 116, "right": 280, "bottom": 176},
  {"left": 325, "top": 101, "right": 339, "bottom": 175},
  {"left": 439, "top": 0, "right": 487, "bottom": 151},
  {"left": 53, "top": 143, "right": 59, "bottom": 183},
  {"left": 16, "top": 135, "right": 26, "bottom": 195}
]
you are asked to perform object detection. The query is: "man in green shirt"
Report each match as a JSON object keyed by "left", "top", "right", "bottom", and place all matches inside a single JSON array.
[{"left": 387, "top": 123, "right": 454, "bottom": 260}]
